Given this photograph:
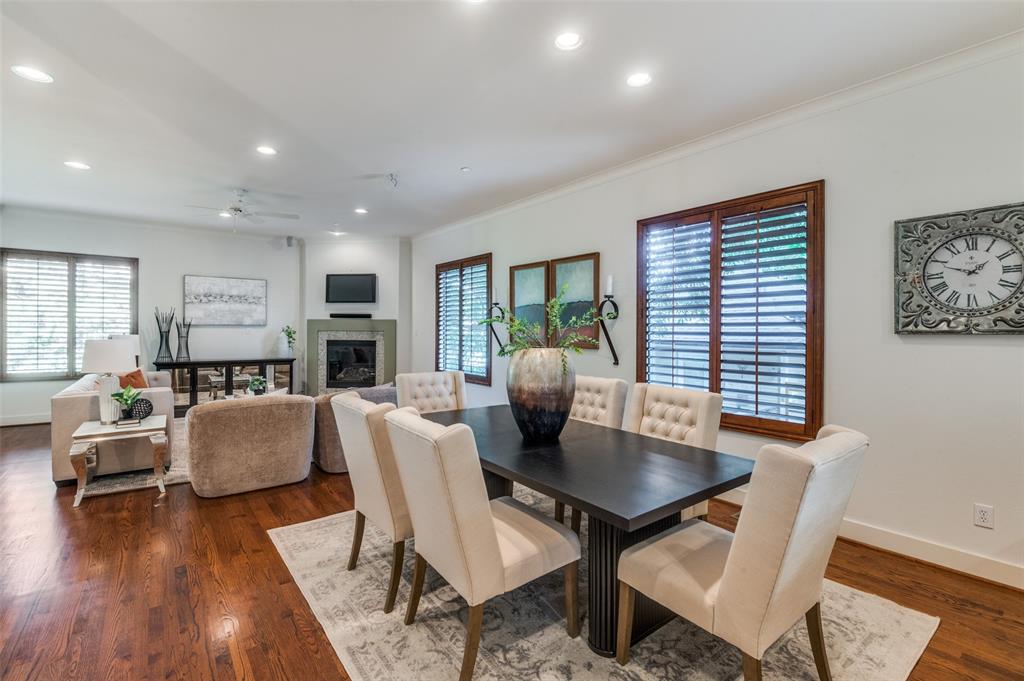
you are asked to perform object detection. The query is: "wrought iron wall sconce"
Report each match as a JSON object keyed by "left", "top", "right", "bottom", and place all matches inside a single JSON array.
[
  {"left": 488, "top": 302, "right": 506, "bottom": 353},
  {"left": 598, "top": 295, "right": 620, "bottom": 366}
]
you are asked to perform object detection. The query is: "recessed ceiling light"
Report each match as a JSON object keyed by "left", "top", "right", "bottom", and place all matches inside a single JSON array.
[
  {"left": 554, "top": 33, "right": 583, "bottom": 51},
  {"left": 354, "top": 207, "right": 368, "bottom": 214},
  {"left": 219, "top": 211, "right": 232, "bottom": 218},
  {"left": 460, "top": 166, "right": 471, "bottom": 173},
  {"left": 11, "top": 65, "right": 54, "bottom": 83},
  {"left": 626, "top": 72, "right": 652, "bottom": 88},
  {"left": 464, "top": 0, "right": 486, "bottom": 4},
  {"left": 256, "top": 145, "right": 277, "bottom": 155},
  {"left": 327, "top": 230, "right": 347, "bottom": 236},
  {"left": 63, "top": 160, "right": 91, "bottom": 170}
]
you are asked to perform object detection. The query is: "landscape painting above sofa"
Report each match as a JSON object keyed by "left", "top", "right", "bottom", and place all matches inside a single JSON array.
[{"left": 183, "top": 275, "right": 267, "bottom": 326}]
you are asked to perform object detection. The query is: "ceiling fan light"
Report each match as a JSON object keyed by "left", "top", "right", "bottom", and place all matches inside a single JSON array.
[{"left": 219, "top": 211, "right": 232, "bottom": 218}]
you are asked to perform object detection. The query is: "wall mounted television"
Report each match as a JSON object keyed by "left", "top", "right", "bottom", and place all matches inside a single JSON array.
[{"left": 326, "top": 274, "right": 377, "bottom": 303}]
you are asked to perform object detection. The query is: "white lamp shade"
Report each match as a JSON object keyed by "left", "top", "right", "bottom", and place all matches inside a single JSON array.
[
  {"left": 81, "top": 338, "right": 136, "bottom": 374},
  {"left": 109, "top": 334, "right": 141, "bottom": 357}
]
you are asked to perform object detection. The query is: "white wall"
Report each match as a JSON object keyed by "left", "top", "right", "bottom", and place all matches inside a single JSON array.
[
  {"left": 412, "top": 43, "right": 1024, "bottom": 585},
  {"left": 301, "top": 236, "right": 412, "bottom": 376},
  {"left": 0, "top": 206, "right": 302, "bottom": 424}
]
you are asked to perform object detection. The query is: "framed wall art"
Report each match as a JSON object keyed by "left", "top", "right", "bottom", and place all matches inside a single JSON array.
[{"left": 183, "top": 275, "right": 268, "bottom": 327}]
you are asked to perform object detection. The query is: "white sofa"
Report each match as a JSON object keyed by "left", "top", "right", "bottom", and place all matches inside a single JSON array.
[{"left": 50, "top": 371, "right": 175, "bottom": 484}]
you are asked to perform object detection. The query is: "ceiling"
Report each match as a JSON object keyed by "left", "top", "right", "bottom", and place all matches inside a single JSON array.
[{"left": 2, "top": 1, "right": 1021, "bottom": 239}]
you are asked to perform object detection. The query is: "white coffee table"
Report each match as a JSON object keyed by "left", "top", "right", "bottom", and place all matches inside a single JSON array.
[{"left": 69, "top": 415, "right": 168, "bottom": 507}]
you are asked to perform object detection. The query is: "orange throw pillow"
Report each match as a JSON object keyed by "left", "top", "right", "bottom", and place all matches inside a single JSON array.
[{"left": 118, "top": 369, "right": 149, "bottom": 389}]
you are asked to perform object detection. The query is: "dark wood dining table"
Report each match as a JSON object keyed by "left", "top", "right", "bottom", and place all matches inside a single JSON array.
[{"left": 424, "top": 405, "right": 755, "bottom": 657}]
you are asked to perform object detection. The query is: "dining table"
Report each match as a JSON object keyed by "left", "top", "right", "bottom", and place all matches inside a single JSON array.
[{"left": 423, "top": 404, "right": 756, "bottom": 657}]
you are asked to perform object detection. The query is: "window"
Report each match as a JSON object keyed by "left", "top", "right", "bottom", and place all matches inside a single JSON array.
[
  {"left": 1, "top": 249, "right": 138, "bottom": 381},
  {"left": 436, "top": 253, "right": 492, "bottom": 385},
  {"left": 637, "top": 181, "right": 823, "bottom": 441}
]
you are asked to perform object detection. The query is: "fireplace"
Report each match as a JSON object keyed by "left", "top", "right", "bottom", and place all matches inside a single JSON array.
[
  {"left": 326, "top": 340, "right": 377, "bottom": 389},
  {"left": 315, "top": 328, "right": 388, "bottom": 394}
]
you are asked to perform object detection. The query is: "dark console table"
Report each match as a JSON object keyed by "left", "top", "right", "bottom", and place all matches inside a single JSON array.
[{"left": 153, "top": 357, "right": 296, "bottom": 417}]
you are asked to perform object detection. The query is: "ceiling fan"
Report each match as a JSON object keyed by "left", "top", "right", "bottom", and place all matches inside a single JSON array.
[{"left": 187, "top": 189, "right": 300, "bottom": 223}]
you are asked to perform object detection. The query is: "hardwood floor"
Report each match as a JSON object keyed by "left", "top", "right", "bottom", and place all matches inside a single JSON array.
[{"left": 1, "top": 423, "right": 1021, "bottom": 680}]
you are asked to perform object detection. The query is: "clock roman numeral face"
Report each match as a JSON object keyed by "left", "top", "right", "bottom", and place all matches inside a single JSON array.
[{"left": 922, "top": 233, "right": 1024, "bottom": 314}]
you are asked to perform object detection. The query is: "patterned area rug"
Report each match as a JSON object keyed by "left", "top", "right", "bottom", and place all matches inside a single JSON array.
[
  {"left": 82, "top": 417, "right": 190, "bottom": 497},
  {"left": 268, "top": 490, "right": 939, "bottom": 681}
]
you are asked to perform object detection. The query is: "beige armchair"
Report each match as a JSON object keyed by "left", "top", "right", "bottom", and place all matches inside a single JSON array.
[
  {"left": 312, "top": 393, "right": 347, "bottom": 473},
  {"left": 623, "top": 383, "right": 723, "bottom": 519},
  {"left": 396, "top": 370, "right": 466, "bottom": 413},
  {"left": 616, "top": 425, "right": 870, "bottom": 680},
  {"left": 558, "top": 375, "right": 629, "bottom": 531},
  {"left": 186, "top": 394, "right": 314, "bottom": 497},
  {"left": 50, "top": 371, "right": 174, "bottom": 484},
  {"left": 331, "top": 392, "right": 412, "bottom": 613},
  {"left": 384, "top": 408, "right": 581, "bottom": 681}
]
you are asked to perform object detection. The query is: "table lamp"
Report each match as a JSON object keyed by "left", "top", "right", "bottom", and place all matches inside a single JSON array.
[
  {"left": 82, "top": 338, "right": 136, "bottom": 424},
  {"left": 109, "top": 334, "right": 142, "bottom": 367}
]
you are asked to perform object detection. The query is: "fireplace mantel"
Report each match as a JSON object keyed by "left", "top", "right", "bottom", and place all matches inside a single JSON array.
[{"left": 305, "top": 319, "right": 397, "bottom": 395}]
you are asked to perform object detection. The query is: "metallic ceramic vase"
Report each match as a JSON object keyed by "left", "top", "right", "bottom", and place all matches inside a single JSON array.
[{"left": 506, "top": 348, "right": 576, "bottom": 444}]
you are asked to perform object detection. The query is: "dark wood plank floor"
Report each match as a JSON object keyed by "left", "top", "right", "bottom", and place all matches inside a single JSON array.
[{"left": 1, "top": 423, "right": 1021, "bottom": 680}]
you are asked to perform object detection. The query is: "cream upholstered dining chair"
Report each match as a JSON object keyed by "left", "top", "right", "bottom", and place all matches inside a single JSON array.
[
  {"left": 623, "top": 383, "right": 723, "bottom": 520},
  {"left": 616, "top": 425, "right": 870, "bottom": 681},
  {"left": 331, "top": 392, "right": 413, "bottom": 614},
  {"left": 557, "top": 375, "right": 630, "bottom": 532},
  {"left": 396, "top": 370, "right": 467, "bottom": 413},
  {"left": 384, "top": 407, "right": 582, "bottom": 681}
]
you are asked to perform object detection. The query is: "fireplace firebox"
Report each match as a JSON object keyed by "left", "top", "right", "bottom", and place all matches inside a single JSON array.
[{"left": 326, "top": 340, "right": 377, "bottom": 389}]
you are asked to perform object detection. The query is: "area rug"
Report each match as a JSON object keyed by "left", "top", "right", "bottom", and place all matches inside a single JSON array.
[
  {"left": 268, "top": 490, "right": 939, "bottom": 681},
  {"left": 82, "top": 417, "right": 190, "bottom": 497}
]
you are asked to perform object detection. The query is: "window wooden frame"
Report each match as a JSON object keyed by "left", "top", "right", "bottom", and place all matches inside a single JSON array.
[
  {"left": 435, "top": 252, "right": 492, "bottom": 386},
  {"left": 1, "top": 248, "right": 139, "bottom": 382},
  {"left": 636, "top": 181, "right": 824, "bottom": 441}
]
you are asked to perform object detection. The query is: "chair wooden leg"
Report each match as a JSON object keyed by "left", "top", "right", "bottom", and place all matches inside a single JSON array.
[
  {"left": 742, "top": 654, "right": 762, "bottom": 681},
  {"left": 383, "top": 540, "right": 405, "bottom": 613},
  {"left": 404, "top": 553, "right": 427, "bottom": 625},
  {"left": 806, "top": 602, "right": 833, "bottom": 681},
  {"left": 459, "top": 603, "right": 485, "bottom": 681},
  {"left": 563, "top": 560, "right": 580, "bottom": 638},
  {"left": 570, "top": 508, "right": 582, "bottom": 535},
  {"left": 347, "top": 511, "right": 365, "bottom": 571},
  {"left": 555, "top": 501, "right": 566, "bottom": 524},
  {"left": 615, "top": 581, "right": 635, "bottom": 665}
]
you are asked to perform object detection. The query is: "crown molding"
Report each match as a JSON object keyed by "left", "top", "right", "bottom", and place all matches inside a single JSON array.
[{"left": 415, "top": 30, "right": 1023, "bottom": 242}]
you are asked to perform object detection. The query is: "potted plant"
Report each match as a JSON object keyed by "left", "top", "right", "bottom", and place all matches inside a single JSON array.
[
  {"left": 483, "top": 286, "right": 615, "bottom": 443},
  {"left": 111, "top": 384, "right": 153, "bottom": 421},
  {"left": 278, "top": 325, "right": 297, "bottom": 357},
  {"left": 247, "top": 375, "right": 267, "bottom": 395}
]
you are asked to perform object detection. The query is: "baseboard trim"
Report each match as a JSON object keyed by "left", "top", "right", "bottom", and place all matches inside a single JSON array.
[
  {"left": 715, "top": 488, "right": 1023, "bottom": 590},
  {"left": 1, "top": 413, "right": 50, "bottom": 427}
]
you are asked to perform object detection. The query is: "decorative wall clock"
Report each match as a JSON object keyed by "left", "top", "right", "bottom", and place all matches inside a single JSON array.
[{"left": 895, "top": 202, "right": 1024, "bottom": 334}]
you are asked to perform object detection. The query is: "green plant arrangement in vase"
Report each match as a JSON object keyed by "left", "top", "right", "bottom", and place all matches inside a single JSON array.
[
  {"left": 247, "top": 375, "right": 268, "bottom": 395},
  {"left": 111, "top": 384, "right": 154, "bottom": 421},
  {"left": 482, "top": 285, "right": 616, "bottom": 443},
  {"left": 282, "top": 325, "right": 297, "bottom": 349}
]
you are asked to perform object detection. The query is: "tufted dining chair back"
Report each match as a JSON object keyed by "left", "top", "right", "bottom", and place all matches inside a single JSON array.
[
  {"left": 570, "top": 375, "right": 628, "bottom": 428},
  {"left": 624, "top": 384, "right": 723, "bottom": 519},
  {"left": 396, "top": 371, "right": 467, "bottom": 413}
]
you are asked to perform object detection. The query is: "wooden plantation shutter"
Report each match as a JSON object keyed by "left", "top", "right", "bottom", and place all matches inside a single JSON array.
[
  {"left": 1, "top": 249, "right": 138, "bottom": 381},
  {"left": 637, "top": 181, "right": 823, "bottom": 441},
  {"left": 74, "top": 258, "right": 136, "bottom": 370},
  {"left": 2, "top": 251, "right": 71, "bottom": 376},
  {"left": 436, "top": 253, "right": 492, "bottom": 385}
]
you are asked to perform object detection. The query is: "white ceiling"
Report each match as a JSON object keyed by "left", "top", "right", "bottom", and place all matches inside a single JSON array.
[{"left": 2, "top": 1, "right": 1022, "bottom": 239}]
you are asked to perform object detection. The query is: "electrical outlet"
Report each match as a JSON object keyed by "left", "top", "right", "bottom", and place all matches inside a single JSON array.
[{"left": 973, "top": 503, "right": 995, "bottom": 529}]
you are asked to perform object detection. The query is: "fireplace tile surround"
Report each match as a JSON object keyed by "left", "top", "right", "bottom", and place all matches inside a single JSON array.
[{"left": 306, "top": 319, "right": 397, "bottom": 395}]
